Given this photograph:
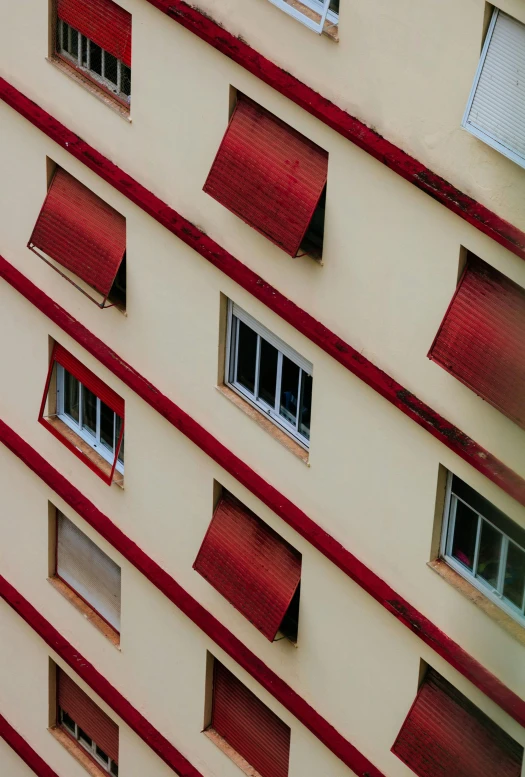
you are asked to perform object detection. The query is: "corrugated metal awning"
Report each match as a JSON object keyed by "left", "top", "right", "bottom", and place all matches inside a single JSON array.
[
  {"left": 392, "top": 669, "right": 523, "bottom": 777},
  {"left": 29, "top": 168, "right": 126, "bottom": 302},
  {"left": 57, "top": 0, "right": 131, "bottom": 66},
  {"left": 193, "top": 493, "right": 301, "bottom": 641},
  {"left": 429, "top": 257, "right": 525, "bottom": 429},
  {"left": 203, "top": 95, "right": 328, "bottom": 256}
]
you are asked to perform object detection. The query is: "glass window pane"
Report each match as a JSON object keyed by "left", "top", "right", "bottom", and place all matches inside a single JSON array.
[
  {"left": 104, "top": 51, "right": 118, "bottom": 85},
  {"left": 90, "top": 41, "right": 102, "bottom": 75},
  {"left": 121, "top": 65, "right": 131, "bottom": 96},
  {"left": 329, "top": 0, "right": 339, "bottom": 12},
  {"left": 100, "top": 403, "right": 115, "bottom": 452},
  {"left": 82, "top": 387, "right": 97, "bottom": 436},
  {"left": 81, "top": 35, "right": 88, "bottom": 67},
  {"left": 476, "top": 521, "right": 502, "bottom": 589},
  {"left": 116, "top": 416, "right": 124, "bottom": 465},
  {"left": 503, "top": 542, "right": 525, "bottom": 609},
  {"left": 63, "top": 371, "right": 80, "bottom": 424},
  {"left": 96, "top": 745, "right": 109, "bottom": 765},
  {"left": 69, "top": 27, "right": 79, "bottom": 58},
  {"left": 258, "top": 339, "right": 278, "bottom": 407},
  {"left": 78, "top": 727, "right": 92, "bottom": 747},
  {"left": 450, "top": 499, "right": 478, "bottom": 571},
  {"left": 279, "top": 357, "right": 299, "bottom": 425},
  {"left": 61, "top": 710, "right": 76, "bottom": 733},
  {"left": 235, "top": 320, "right": 257, "bottom": 395},
  {"left": 110, "top": 762, "right": 119, "bottom": 776},
  {"left": 299, "top": 373, "right": 312, "bottom": 440}
]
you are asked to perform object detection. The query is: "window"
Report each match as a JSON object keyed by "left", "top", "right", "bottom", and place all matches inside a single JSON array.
[
  {"left": 207, "top": 660, "right": 291, "bottom": 777},
  {"left": 55, "top": 511, "right": 121, "bottom": 632},
  {"left": 463, "top": 9, "right": 525, "bottom": 168},
  {"left": 392, "top": 667, "right": 523, "bottom": 777},
  {"left": 193, "top": 490, "right": 301, "bottom": 642},
  {"left": 204, "top": 94, "right": 328, "bottom": 258},
  {"left": 442, "top": 474, "right": 525, "bottom": 627},
  {"left": 28, "top": 167, "right": 127, "bottom": 309},
  {"left": 226, "top": 302, "right": 313, "bottom": 447},
  {"left": 55, "top": 0, "right": 131, "bottom": 106},
  {"left": 39, "top": 344, "right": 125, "bottom": 485},
  {"left": 267, "top": 0, "right": 339, "bottom": 34},
  {"left": 57, "top": 669, "right": 119, "bottom": 776}
]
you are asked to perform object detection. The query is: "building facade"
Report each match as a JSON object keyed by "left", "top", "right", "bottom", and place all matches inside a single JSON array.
[{"left": 1, "top": 1, "right": 525, "bottom": 776}]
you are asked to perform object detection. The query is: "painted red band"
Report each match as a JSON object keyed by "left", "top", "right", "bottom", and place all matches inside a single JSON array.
[
  {"left": 0, "top": 80, "right": 523, "bottom": 507},
  {"left": 0, "top": 714, "right": 59, "bottom": 777},
  {"left": 1, "top": 412, "right": 525, "bottom": 741},
  {"left": 143, "top": 0, "right": 525, "bottom": 261}
]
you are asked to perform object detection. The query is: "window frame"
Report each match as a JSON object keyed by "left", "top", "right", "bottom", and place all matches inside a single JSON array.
[
  {"left": 59, "top": 709, "right": 119, "bottom": 776},
  {"left": 225, "top": 301, "right": 313, "bottom": 449},
  {"left": 56, "top": 364, "right": 125, "bottom": 475},
  {"left": 441, "top": 473, "right": 525, "bottom": 626},
  {"left": 57, "top": 19, "right": 131, "bottom": 105},
  {"left": 462, "top": 8, "right": 525, "bottom": 169},
  {"left": 268, "top": 0, "right": 338, "bottom": 34}
]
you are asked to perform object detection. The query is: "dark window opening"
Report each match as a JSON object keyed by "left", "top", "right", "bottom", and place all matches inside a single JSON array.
[
  {"left": 279, "top": 584, "right": 300, "bottom": 643},
  {"left": 108, "top": 255, "right": 126, "bottom": 310},
  {"left": 300, "top": 187, "right": 326, "bottom": 259}
]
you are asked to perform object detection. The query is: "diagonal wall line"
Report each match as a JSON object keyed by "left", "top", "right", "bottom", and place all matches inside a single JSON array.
[{"left": 0, "top": 714, "right": 60, "bottom": 777}]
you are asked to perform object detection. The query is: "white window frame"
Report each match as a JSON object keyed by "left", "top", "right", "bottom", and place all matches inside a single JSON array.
[
  {"left": 56, "top": 365, "right": 124, "bottom": 475},
  {"left": 226, "top": 301, "right": 313, "bottom": 448},
  {"left": 441, "top": 473, "right": 525, "bottom": 627},
  {"left": 60, "top": 709, "right": 118, "bottom": 776},
  {"left": 462, "top": 9, "right": 525, "bottom": 169},
  {"left": 267, "top": 0, "right": 338, "bottom": 34},
  {"left": 58, "top": 20, "right": 131, "bottom": 104}
]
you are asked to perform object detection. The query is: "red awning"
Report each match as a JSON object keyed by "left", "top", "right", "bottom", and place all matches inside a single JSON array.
[
  {"left": 29, "top": 168, "right": 126, "bottom": 301},
  {"left": 57, "top": 0, "right": 131, "bottom": 67},
  {"left": 392, "top": 669, "right": 523, "bottom": 777},
  {"left": 193, "top": 494, "right": 301, "bottom": 641},
  {"left": 203, "top": 95, "right": 328, "bottom": 256},
  {"left": 429, "top": 258, "right": 525, "bottom": 429}
]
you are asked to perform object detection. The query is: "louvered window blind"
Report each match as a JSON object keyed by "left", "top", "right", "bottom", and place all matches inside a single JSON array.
[
  {"left": 463, "top": 10, "right": 525, "bottom": 167},
  {"left": 210, "top": 661, "right": 291, "bottom": 777},
  {"left": 57, "top": 512, "right": 121, "bottom": 631}
]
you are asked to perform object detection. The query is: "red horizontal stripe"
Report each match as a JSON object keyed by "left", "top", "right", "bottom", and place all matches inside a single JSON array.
[
  {"left": 0, "top": 714, "right": 60, "bottom": 777},
  {"left": 1, "top": 415, "right": 524, "bottom": 743},
  {"left": 0, "top": 79, "right": 523, "bottom": 507},
  {"left": 144, "top": 0, "right": 525, "bottom": 262}
]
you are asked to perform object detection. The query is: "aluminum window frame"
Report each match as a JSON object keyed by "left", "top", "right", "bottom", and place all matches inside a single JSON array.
[
  {"left": 267, "top": 0, "right": 338, "bottom": 34},
  {"left": 226, "top": 301, "right": 313, "bottom": 448},
  {"left": 56, "top": 365, "right": 125, "bottom": 474},
  {"left": 57, "top": 19, "right": 131, "bottom": 104},
  {"left": 462, "top": 8, "right": 525, "bottom": 170},
  {"left": 59, "top": 709, "right": 118, "bottom": 776},
  {"left": 441, "top": 473, "right": 525, "bottom": 627}
]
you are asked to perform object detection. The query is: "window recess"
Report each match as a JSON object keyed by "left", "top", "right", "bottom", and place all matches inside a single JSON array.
[
  {"left": 28, "top": 167, "right": 126, "bottom": 309},
  {"left": 54, "top": 0, "right": 131, "bottom": 106},
  {"left": 392, "top": 667, "right": 523, "bottom": 777},
  {"left": 57, "top": 668, "right": 119, "bottom": 776},
  {"left": 226, "top": 302, "right": 313, "bottom": 448},
  {"left": 428, "top": 255, "right": 525, "bottom": 430},
  {"left": 39, "top": 343, "right": 125, "bottom": 485},
  {"left": 268, "top": 0, "right": 339, "bottom": 34},
  {"left": 463, "top": 9, "right": 525, "bottom": 168},
  {"left": 194, "top": 491, "right": 301, "bottom": 642},
  {"left": 204, "top": 94, "right": 328, "bottom": 259},
  {"left": 441, "top": 473, "right": 525, "bottom": 628}
]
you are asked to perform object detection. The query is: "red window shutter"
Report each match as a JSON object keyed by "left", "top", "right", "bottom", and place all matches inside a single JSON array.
[
  {"left": 194, "top": 494, "right": 301, "bottom": 641},
  {"left": 429, "top": 258, "right": 525, "bottom": 429},
  {"left": 57, "top": 669, "right": 119, "bottom": 763},
  {"left": 392, "top": 669, "right": 523, "bottom": 777},
  {"left": 53, "top": 343, "right": 125, "bottom": 417},
  {"left": 203, "top": 95, "right": 328, "bottom": 257},
  {"left": 211, "top": 661, "right": 290, "bottom": 777},
  {"left": 29, "top": 168, "right": 126, "bottom": 302},
  {"left": 57, "top": 0, "right": 131, "bottom": 67}
]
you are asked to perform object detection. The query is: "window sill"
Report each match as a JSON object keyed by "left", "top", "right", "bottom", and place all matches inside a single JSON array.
[
  {"left": 46, "top": 56, "right": 132, "bottom": 122},
  {"left": 428, "top": 559, "right": 525, "bottom": 648},
  {"left": 204, "top": 728, "right": 265, "bottom": 777},
  {"left": 49, "top": 727, "right": 110, "bottom": 777},
  {"left": 48, "top": 577, "right": 120, "bottom": 648},
  {"left": 275, "top": 0, "right": 339, "bottom": 40},
  {"left": 216, "top": 385, "right": 309, "bottom": 464},
  {"left": 44, "top": 416, "right": 124, "bottom": 488}
]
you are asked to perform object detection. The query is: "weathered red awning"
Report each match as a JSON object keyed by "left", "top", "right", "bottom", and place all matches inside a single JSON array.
[
  {"left": 57, "top": 0, "right": 131, "bottom": 67},
  {"left": 193, "top": 494, "right": 301, "bottom": 641},
  {"left": 29, "top": 168, "right": 126, "bottom": 301},
  {"left": 203, "top": 95, "right": 328, "bottom": 256},
  {"left": 429, "top": 258, "right": 525, "bottom": 429},
  {"left": 392, "top": 669, "right": 522, "bottom": 777}
]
